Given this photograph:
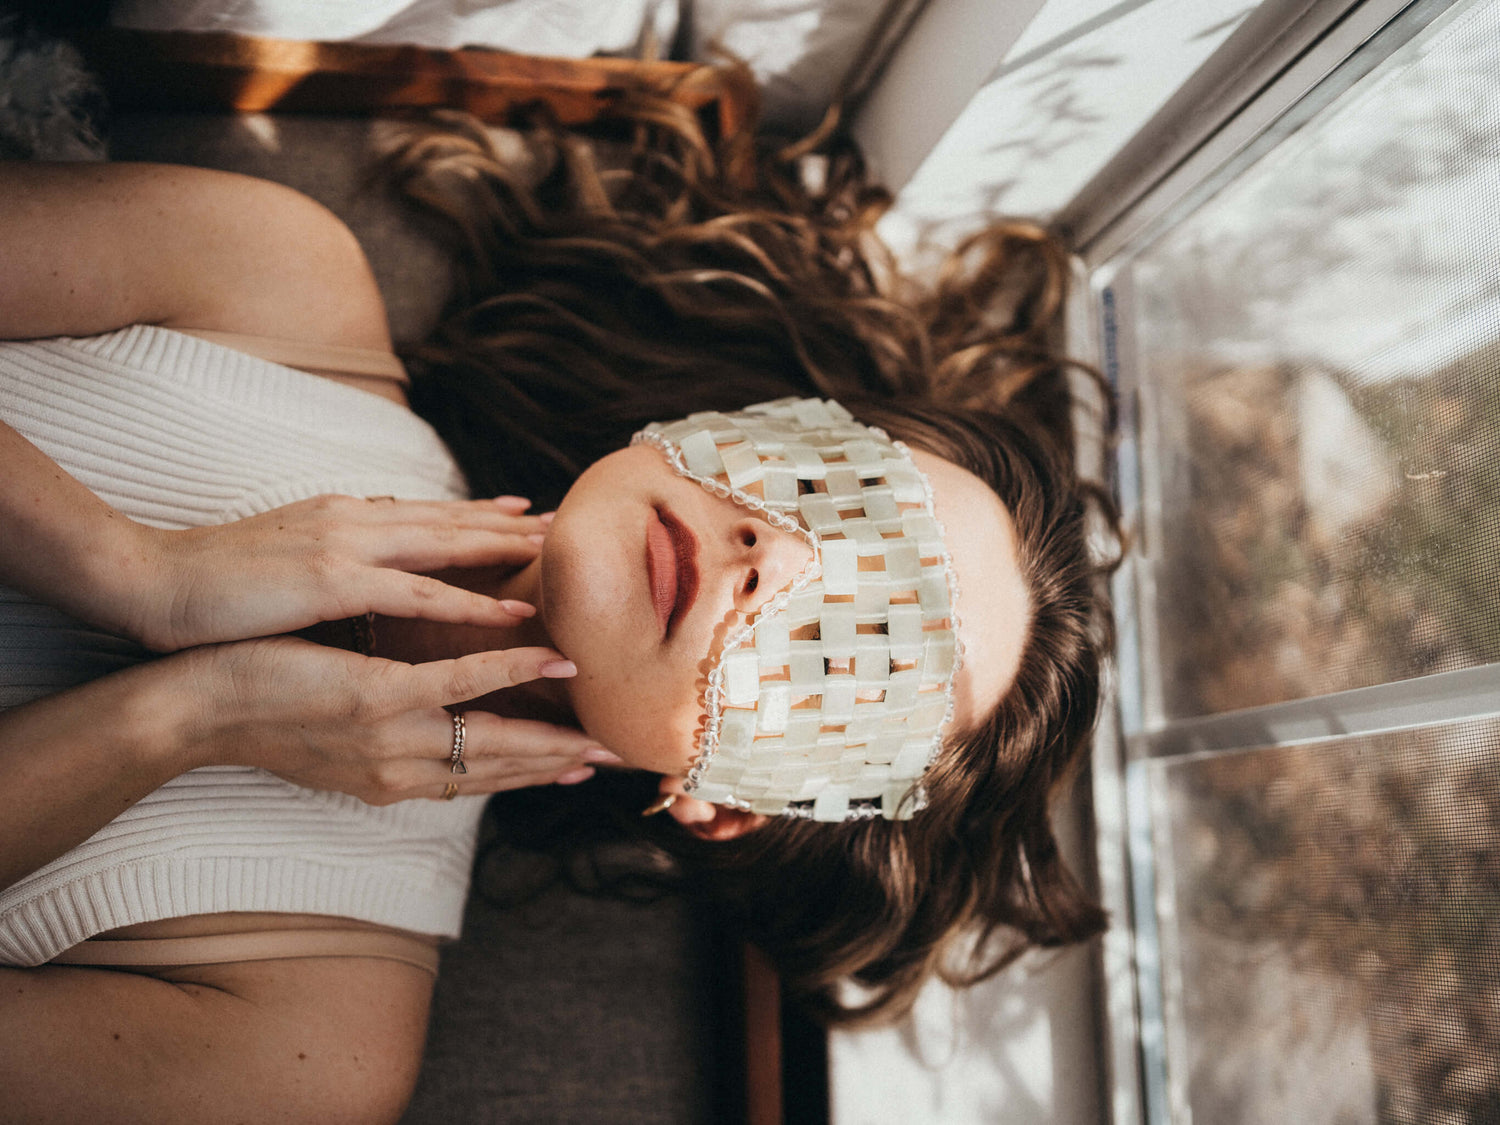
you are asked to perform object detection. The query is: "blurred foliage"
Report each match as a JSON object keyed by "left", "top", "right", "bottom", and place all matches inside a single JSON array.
[
  {"left": 1171, "top": 727, "right": 1500, "bottom": 1125},
  {"left": 1159, "top": 338, "right": 1500, "bottom": 1123},
  {"left": 1158, "top": 338, "right": 1500, "bottom": 717},
  {"left": 1348, "top": 341, "right": 1500, "bottom": 671}
]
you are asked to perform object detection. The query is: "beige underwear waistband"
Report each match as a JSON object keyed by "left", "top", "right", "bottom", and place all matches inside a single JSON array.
[
  {"left": 172, "top": 327, "right": 411, "bottom": 385},
  {"left": 50, "top": 928, "right": 441, "bottom": 976}
]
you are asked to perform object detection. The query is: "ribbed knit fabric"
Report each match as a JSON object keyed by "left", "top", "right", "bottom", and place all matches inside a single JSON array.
[{"left": 0, "top": 326, "right": 488, "bottom": 966}]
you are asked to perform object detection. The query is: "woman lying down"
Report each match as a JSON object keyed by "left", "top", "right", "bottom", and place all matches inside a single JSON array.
[{"left": 0, "top": 82, "right": 1113, "bottom": 1123}]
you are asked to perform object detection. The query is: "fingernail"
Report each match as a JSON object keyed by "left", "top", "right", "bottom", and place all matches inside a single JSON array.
[
  {"left": 556, "top": 766, "right": 595, "bottom": 785},
  {"left": 539, "top": 659, "right": 577, "bottom": 678},
  {"left": 538, "top": 511, "right": 556, "bottom": 525},
  {"left": 582, "top": 747, "right": 624, "bottom": 765},
  {"left": 493, "top": 495, "right": 532, "bottom": 510},
  {"left": 499, "top": 599, "right": 536, "bottom": 617},
  {"left": 528, "top": 533, "right": 547, "bottom": 546}
]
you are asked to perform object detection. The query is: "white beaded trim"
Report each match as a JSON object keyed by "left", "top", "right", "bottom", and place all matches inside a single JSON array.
[{"left": 632, "top": 397, "right": 964, "bottom": 823}]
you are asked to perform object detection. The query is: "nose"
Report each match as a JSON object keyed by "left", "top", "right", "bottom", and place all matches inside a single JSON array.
[{"left": 728, "top": 515, "right": 812, "bottom": 613}]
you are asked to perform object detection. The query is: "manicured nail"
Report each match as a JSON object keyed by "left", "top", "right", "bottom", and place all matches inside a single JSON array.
[
  {"left": 527, "top": 533, "right": 547, "bottom": 546},
  {"left": 582, "top": 747, "right": 624, "bottom": 765},
  {"left": 556, "top": 766, "right": 595, "bottom": 785},
  {"left": 538, "top": 511, "right": 556, "bottom": 525},
  {"left": 539, "top": 659, "right": 578, "bottom": 678},
  {"left": 493, "top": 495, "right": 532, "bottom": 510},
  {"left": 499, "top": 599, "right": 536, "bottom": 617}
]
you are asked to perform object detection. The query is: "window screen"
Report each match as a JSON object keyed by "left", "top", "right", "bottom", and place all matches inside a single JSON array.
[
  {"left": 1116, "top": 0, "right": 1500, "bottom": 724},
  {"left": 1094, "top": 0, "right": 1500, "bottom": 1121},
  {"left": 1152, "top": 719, "right": 1500, "bottom": 1125}
]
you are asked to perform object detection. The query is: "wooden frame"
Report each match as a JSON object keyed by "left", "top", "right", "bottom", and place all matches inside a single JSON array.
[
  {"left": 78, "top": 29, "right": 755, "bottom": 141},
  {"left": 744, "top": 941, "right": 786, "bottom": 1125}
]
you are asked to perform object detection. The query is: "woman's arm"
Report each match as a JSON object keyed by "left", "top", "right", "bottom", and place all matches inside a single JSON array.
[
  {"left": 0, "top": 413, "right": 606, "bottom": 889},
  {"left": 0, "top": 418, "right": 149, "bottom": 641},
  {"left": 0, "top": 161, "right": 389, "bottom": 348},
  {"left": 0, "top": 417, "right": 551, "bottom": 651},
  {"left": 0, "top": 657, "right": 201, "bottom": 894},
  {"left": 0, "top": 637, "right": 596, "bottom": 894},
  {"left": 3, "top": 953, "right": 432, "bottom": 1124},
  {"left": 1, "top": 163, "right": 552, "bottom": 647}
]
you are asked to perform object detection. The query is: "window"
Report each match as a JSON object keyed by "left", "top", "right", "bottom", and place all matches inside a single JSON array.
[{"left": 1090, "top": 0, "right": 1500, "bottom": 1120}]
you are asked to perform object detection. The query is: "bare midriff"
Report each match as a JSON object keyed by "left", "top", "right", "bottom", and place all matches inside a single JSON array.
[{"left": 96, "top": 912, "right": 437, "bottom": 942}]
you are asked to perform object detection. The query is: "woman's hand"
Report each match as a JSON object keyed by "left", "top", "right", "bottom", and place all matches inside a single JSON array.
[
  {"left": 118, "top": 494, "right": 550, "bottom": 652},
  {"left": 180, "top": 636, "right": 616, "bottom": 803},
  {"left": 0, "top": 420, "right": 548, "bottom": 652},
  {"left": 0, "top": 634, "right": 612, "bottom": 894}
]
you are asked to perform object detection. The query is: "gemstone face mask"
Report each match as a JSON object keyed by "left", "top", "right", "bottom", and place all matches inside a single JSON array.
[{"left": 632, "top": 397, "right": 961, "bottom": 822}]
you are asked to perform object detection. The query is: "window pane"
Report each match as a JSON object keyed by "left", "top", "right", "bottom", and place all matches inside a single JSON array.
[
  {"left": 1119, "top": 0, "right": 1500, "bottom": 722},
  {"left": 1150, "top": 718, "right": 1500, "bottom": 1124}
]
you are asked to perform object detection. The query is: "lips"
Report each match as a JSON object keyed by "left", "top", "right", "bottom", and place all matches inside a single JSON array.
[{"left": 646, "top": 507, "right": 700, "bottom": 637}]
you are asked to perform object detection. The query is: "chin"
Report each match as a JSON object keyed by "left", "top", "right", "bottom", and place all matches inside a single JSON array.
[
  {"left": 564, "top": 663, "right": 702, "bottom": 777},
  {"left": 538, "top": 519, "right": 618, "bottom": 650}
]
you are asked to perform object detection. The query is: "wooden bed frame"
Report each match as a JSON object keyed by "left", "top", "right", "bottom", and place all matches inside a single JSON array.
[{"left": 78, "top": 29, "right": 755, "bottom": 143}]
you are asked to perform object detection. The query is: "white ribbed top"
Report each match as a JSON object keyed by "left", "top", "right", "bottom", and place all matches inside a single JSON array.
[{"left": 0, "top": 326, "right": 488, "bottom": 966}]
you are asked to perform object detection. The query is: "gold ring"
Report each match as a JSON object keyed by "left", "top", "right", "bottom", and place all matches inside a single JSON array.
[
  {"left": 441, "top": 782, "right": 459, "bottom": 801},
  {"left": 641, "top": 792, "right": 678, "bottom": 817},
  {"left": 366, "top": 495, "right": 397, "bottom": 502}
]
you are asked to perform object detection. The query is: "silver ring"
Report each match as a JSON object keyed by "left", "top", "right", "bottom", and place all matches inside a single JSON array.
[
  {"left": 449, "top": 712, "right": 468, "bottom": 774},
  {"left": 449, "top": 711, "right": 468, "bottom": 775}
]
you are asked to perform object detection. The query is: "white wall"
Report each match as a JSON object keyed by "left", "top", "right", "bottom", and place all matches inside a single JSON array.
[
  {"left": 865, "top": 0, "right": 1263, "bottom": 262},
  {"left": 851, "top": 0, "right": 1045, "bottom": 192}
]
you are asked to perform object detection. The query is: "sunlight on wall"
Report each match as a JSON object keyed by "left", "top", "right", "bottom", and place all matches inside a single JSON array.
[{"left": 880, "top": 0, "right": 1258, "bottom": 264}]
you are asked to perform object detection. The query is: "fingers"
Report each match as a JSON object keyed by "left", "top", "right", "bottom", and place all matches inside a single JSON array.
[
  {"left": 434, "top": 755, "right": 603, "bottom": 794},
  {"left": 356, "top": 569, "right": 540, "bottom": 627},
  {"left": 426, "top": 764, "right": 595, "bottom": 801},
  {"left": 403, "top": 710, "right": 616, "bottom": 770},
  {"left": 458, "top": 711, "right": 610, "bottom": 761},
  {"left": 489, "top": 496, "right": 534, "bottom": 513},
  {"left": 432, "top": 740, "right": 621, "bottom": 798},
  {"left": 321, "top": 494, "right": 554, "bottom": 564},
  {"left": 391, "top": 647, "right": 579, "bottom": 710},
  {"left": 369, "top": 524, "right": 547, "bottom": 571},
  {"left": 360, "top": 708, "right": 620, "bottom": 801},
  {"left": 345, "top": 502, "right": 556, "bottom": 590},
  {"left": 355, "top": 757, "right": 600, "bottom": 806},
  {"left": 289, "top": 496, "right": 560, "bottom": 625},
  {"left": 344, "top": 496, "right": 551, "bottom": 536},
  {"left": 429, "top": 713, "right": 621, "bottom": 797},
  {"left": 423, "top": 708, "right": 621, "bottom": 798}
]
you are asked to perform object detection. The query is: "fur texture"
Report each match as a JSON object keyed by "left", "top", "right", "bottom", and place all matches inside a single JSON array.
[{"left": 0, "top": 18, "right": 106, "bottom": 160}]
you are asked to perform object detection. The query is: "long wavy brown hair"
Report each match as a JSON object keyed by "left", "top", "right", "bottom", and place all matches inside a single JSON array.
[{"left": 383, "top": 67, "right": 1115, "bottom": 1026}]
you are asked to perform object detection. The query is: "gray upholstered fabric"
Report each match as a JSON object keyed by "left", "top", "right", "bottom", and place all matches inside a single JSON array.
[{"left": 403, "top": 853, "right": 736, "bottom": 1124}]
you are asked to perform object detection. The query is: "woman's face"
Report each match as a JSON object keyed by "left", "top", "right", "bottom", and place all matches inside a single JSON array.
[{"left": 538, "top": 444, "right": 1030, "bottom": 777}]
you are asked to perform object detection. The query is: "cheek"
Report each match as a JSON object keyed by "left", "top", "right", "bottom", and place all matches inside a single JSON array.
[{"left": 542, "top": 531, "right": 705, "bottom": 773}]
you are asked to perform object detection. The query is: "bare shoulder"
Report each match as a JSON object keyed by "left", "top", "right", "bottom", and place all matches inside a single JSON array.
[
  {"left": 0, "top": 161, "right": 393, "bottom": 352},
  {"left": 146, "top": 164, "right": 395, "bottom": 352},
  {"left": 0, "top": 955, "right": 433, "bottom": 1124}
]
